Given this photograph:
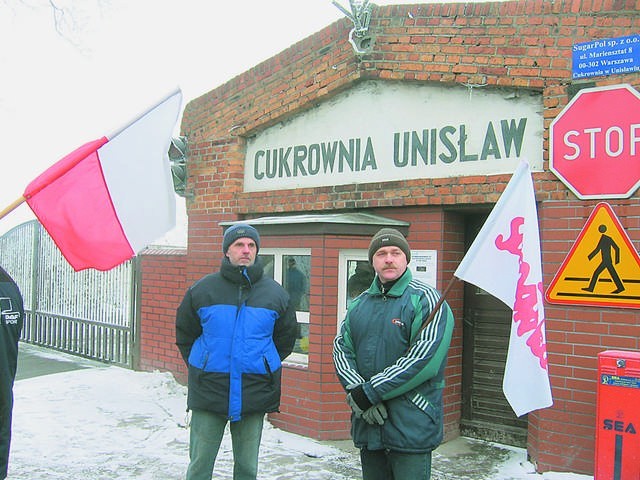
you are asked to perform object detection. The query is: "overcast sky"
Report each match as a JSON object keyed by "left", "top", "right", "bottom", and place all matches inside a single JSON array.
[{"left": 0, "top": 0, "right": 354, "bottom": 236}]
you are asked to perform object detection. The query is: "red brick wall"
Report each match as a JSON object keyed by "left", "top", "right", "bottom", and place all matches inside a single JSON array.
[
  {"left": 536, "top": 200, "right": 640, "bottom": 473},
  {"left": 163, "top": 1, "right": 640, "bottom": 475},
  {"left": 138, "top": 249, "right": 188, "bottom": 384}
]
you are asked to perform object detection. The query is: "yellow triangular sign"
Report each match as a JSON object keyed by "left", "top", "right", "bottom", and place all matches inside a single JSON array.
[{"left": 546, "top": 202, "right": 640, "bottom": 309}]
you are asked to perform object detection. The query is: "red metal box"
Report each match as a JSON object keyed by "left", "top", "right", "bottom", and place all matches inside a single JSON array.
[{"left": 595, "top": 350, "right": 640, "bottom": 480}]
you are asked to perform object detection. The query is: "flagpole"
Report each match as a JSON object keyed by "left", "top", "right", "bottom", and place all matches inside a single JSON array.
[
  {"left": 412, "top": 275, "right": 460, "bottom": 341},
  {"left": 0, "top": 196, "right": 26, "bottom": 221}
]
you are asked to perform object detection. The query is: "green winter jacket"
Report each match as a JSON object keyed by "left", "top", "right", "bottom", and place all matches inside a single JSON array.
[{"left": 333, "top": 268, "right": 454, "bottom": 453}]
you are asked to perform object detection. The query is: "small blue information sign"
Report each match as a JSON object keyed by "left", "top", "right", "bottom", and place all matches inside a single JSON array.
[
  {"left": 601, "top": 374, "right": 640, "bottom": 389},
  {"left": 572, "top": 34, "right": 640, "bottom": 80}
]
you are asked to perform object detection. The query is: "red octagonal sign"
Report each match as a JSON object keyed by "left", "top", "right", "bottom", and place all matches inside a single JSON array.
[{"left": 550, "top": 84, "right": 640, "bottom": 199}]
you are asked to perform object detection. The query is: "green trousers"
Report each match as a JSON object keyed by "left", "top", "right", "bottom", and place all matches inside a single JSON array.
[
  {"left": 360, "top": 447, "right": 432, "bottom": 480},
  {"left": 186, "top": 410, "right": 264, "bottom": 480}
]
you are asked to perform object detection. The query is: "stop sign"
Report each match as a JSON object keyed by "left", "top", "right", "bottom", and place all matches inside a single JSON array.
[{"left": 550, "top": 84, "right": 640, "bottom": 199}]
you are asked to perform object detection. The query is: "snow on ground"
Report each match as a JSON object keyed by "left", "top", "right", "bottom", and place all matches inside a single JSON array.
[
  {"left": 7, "top": 346, "right": 593, "bottom": 479},
  {"left": 9, "top": 355, "right": 359, "bottom": 479}
]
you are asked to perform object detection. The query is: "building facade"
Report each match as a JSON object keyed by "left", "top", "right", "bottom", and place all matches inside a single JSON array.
[{"left": 138, "top": 1, "right": 640, "bottom": 475}]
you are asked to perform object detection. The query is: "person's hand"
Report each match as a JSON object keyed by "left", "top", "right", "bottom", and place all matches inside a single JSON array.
[{"left": 362, "top": 403, "right": 388, "bottom": 425}]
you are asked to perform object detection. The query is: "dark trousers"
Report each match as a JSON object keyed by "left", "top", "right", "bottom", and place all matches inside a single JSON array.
[
  {"left": 0, "top": 389, "right": 14, "bottom": 480},
  {"left": 360, "top": 447, "right": 432, "bottom": 480}
]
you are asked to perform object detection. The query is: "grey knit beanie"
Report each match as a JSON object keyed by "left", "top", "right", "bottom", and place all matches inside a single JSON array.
[
  {"left": 368, "top": 228, "right": 411, "bottom": 264},
  {"left": 223, "top": 224, "right": 260, "bottom": 253}
]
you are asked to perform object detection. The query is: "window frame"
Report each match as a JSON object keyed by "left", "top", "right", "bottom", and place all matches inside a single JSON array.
[
  {"left": 259, "top": 247, "right": 311, "bottom": 367},
  {"left": 337, "top": 249, "right": 370, "bottom": 329}
]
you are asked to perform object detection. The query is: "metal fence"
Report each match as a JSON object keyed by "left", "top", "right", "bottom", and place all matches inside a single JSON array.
[{"left": 0, "top": 220, "right": 136, "bottom": 367}]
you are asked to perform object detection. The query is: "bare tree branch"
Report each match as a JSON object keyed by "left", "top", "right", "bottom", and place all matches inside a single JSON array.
[{"left": 2, "top": 0, "right": 110, "bottom": 48}]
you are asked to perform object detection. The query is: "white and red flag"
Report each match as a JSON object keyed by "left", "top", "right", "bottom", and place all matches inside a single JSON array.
[
  {"left": 23, "top": 89, "right": 182, "bottom": 272},
  {"left": 454, "top": 160, "right": 553, "bottom": 417}
]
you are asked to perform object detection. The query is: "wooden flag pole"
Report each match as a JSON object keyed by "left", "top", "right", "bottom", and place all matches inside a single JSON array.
[
  {"left": 0, "top": 196, "right": 26, "bottom": 222},
  {"left": 413, "top": 275, "right": 460, "bottom": 340}
]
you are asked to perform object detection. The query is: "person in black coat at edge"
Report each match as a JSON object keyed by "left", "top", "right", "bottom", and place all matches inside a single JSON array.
[{"left": 0, "top": 266, "right": 24, "bottom": 480}]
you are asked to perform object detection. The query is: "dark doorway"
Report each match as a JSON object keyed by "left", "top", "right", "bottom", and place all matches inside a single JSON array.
[{"left": 460, "top": 214, "right": 528, "bottom": 447}]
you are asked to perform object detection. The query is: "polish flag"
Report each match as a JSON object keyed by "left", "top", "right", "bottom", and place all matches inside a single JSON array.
[
  {"left": 23, "top": 89, "right": 182, "bottom": 272},
  {"left": 454, "top": 160, "right": 553, "bottom": 417}
]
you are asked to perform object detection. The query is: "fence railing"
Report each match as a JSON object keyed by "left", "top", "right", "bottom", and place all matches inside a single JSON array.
[{"left": 0, "top": 220, "right": 136, "bottom": 367}]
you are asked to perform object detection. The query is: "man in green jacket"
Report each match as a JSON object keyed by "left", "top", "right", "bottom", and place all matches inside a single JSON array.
[{"left": 333, "top": 228, "right": 454, "bottom": 480}]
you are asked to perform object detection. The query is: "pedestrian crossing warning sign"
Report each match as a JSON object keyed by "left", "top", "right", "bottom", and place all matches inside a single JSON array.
[{"left": 546, "top": 202, "right": 640, "bottom": 309}]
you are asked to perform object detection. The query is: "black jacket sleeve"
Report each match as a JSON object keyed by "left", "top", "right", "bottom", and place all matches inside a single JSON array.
[
  {"left": 273, "top": 302, "right": 297, "bottom": 361},
  {"left": 0, "top": 266, "right": 23, "bottom": 387},
  {"left": 175, "top": 288, "right": 202, "bottom": 365},
  {"left": 1, "top": 266, "right": 24, "bottom": 479}
]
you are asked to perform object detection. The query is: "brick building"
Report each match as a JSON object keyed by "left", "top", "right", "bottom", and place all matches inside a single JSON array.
[{"left": 138, "top": 1, "right": 640, "bottom": 475}]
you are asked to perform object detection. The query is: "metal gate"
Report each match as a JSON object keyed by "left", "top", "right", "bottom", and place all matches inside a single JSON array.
[{"left": 0, "top": 220, "right": 137, "bottom": 367}]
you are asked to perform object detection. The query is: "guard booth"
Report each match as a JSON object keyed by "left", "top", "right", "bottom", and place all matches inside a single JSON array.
[{"left": 594, "top": 350, "right": 640, "bottom": 480}]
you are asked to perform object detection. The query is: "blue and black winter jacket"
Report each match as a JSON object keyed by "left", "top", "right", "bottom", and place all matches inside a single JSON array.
[{"left": 176, "top": 257, "right": 297, "bottom": 422}]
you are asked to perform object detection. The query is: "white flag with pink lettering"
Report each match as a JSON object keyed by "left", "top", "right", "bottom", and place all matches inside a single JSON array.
[{"left": 454, "top": 160, "right": 553, "bottom": 417}]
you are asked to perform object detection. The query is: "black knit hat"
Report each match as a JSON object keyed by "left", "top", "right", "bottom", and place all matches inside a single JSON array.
[
  {"left": 223, "top": 224, "right": 260, "bottom": 253},
  {"left": 368, "top": 228, "right": 411, "bottom": 264}
]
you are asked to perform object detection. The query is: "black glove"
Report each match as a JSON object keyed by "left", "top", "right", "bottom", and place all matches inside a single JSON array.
[
  {"left": 347, "top": 384, "right": 374, "bottom": 412},
  {"left": 346, "top": 392, "right": 364, "bottom": 417}
]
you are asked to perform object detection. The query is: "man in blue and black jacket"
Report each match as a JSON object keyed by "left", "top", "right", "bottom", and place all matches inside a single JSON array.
[
  {"left": 334, "top": 228, "right": 454, "bottom": 480},
  {"left": 176, "top": 223, "right": 297, "bottom": 480},
  {"left": 1, "top": 266, "right": 23, "bottom": 480}
]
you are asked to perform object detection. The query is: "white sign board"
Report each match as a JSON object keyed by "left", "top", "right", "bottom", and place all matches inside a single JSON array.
[
  {"left": 245, "top": 81, "right": 543, "bottom": 192},
  {"left": 409, "top": 249, "right": 438, "bottom": 288}
]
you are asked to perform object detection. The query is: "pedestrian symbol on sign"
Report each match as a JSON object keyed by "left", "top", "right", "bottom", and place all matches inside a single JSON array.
[{"left": 581, "top": 224, "right": 625, "bottom": 295}]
